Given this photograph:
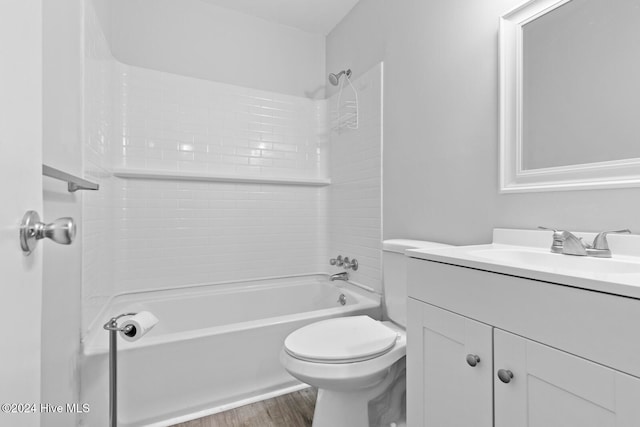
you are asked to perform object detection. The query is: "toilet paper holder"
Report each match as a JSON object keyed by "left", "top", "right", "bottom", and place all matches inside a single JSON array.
[
  {"left": 103, "top": 313, "right": 137, "bottom": 427},
  {"left": 103, "top": 312, "right": 137, "bottom": 334},
  {"left": 103, "top": 312, "right": 159, "bottom": 427}
]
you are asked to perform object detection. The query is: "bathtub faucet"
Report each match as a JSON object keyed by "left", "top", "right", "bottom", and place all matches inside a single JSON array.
[{"left": 330, "top": 272, "right": 349, "bottom": 281}]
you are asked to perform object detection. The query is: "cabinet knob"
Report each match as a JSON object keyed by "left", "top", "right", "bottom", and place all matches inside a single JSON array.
[
  {"left": 466, "top": 354, "right": 481, "bottom": 367},
  {"left": 497, "top": 369, "right": 514, "bottom": 384}
]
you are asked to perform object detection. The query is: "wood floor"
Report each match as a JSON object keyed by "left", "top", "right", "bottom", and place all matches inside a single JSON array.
[{"left": 171, "top": 388, "right": 317, "bottom": 427}]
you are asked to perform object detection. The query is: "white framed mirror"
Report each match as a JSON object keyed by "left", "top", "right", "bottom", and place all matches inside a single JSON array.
[{"left": 500, "top": 0, "right": 640, "bottom": 193}]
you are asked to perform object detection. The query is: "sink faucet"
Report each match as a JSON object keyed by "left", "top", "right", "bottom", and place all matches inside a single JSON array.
[
  {"left": 539, "top": 227, "right": 631, "bottom": 258},
  {"left": 330, "top": 272, "right": 349, "bottom": 281},
  {"left": 557, "top": 230, "right": 590, "bottom": 256}
]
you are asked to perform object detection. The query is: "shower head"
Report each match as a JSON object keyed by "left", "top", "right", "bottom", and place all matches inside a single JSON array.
[{"left": 328, "top": 69, "right": 352, "bottom": 86}]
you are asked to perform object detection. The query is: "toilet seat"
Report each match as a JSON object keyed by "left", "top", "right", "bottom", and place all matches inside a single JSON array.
[{"left": 284, "top": 316, "right": 399, "bottom": 364}]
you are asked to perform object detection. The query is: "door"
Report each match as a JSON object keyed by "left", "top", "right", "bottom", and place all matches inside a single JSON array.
[
  {"left": 407, "top": 299, "right": 493, "bottom": 427},
  {"left": 0, "top": 1, "right": 44, "bottom": 427},
  {"left": 495, "top": 329, "right": 640, "bottom": 427}
]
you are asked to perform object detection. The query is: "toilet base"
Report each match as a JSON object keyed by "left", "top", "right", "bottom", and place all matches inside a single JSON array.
[
  {"left": 310, "top": 358, "right": 406, "bottom": 427},
  {"left": 312, "top": 388, "right": 372, "bottom": 427}
]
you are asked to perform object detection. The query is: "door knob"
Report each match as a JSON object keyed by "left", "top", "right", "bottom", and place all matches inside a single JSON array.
[
  {"left": 20, "top": 210, "right": 76, "bottom": 255},
  {"left": 466, "top": 354, "right": 481, "bottom": 367},
  {"left": 497, "top": 369, "right": 514, "bottom": 383}
]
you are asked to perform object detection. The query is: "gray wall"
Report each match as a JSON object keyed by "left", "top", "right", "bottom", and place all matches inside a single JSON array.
[{"left": 327, "top": 0, "right": 640, "bottom": 245}]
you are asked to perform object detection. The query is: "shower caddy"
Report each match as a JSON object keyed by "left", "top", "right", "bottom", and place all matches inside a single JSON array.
[{"left": 331, "top": 69, "right": 359, "bottom": 132}]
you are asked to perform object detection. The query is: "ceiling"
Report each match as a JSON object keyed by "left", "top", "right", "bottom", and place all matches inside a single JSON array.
[{"left": 198, "top": 0, "right": 360, "bottom": 35}]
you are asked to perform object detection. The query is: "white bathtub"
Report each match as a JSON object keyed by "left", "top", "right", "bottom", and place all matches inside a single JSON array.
[{"left": 80, "top": 274, "right": 381, "bottom": 427}]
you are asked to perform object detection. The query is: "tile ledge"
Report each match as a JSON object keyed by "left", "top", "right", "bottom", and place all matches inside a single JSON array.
[{"left": 111, "top": 168, "right": 331, "bottom": 187}]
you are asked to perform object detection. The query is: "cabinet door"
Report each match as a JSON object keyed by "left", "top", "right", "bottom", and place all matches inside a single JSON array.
[
  {"left": 495, "top": 329, "right": 640, "bottom": 427},
  {"left": 407, "top": 299, "right": 493, "bottom": 427}
]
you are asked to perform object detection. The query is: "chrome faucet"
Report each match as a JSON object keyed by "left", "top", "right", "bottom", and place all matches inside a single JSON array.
[
  {"left": 330, "top": 272, "right": 349, "bottom": 281},
  {"left": 539, "top": 227, "right": 631, "bottom": 257},
  {"left": 330, "top": 255, "right": 359, "bottom": 271},
  {"left": 557, "top": 230, "right": 590, "bottom": 256}
]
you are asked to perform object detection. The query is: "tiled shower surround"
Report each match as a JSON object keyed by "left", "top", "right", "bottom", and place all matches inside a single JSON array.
[
  {"left": 329, "top": 63, "right": 383, "bottom": 292},
  {"left": 82, "top": 1, "right": 382, "bottom": 332},
  {"left": 116, "top": 64, "right": 328, "bottom": 178},
  {"left": 113, "top": 179, "right": 328, "bottom": 292},
  {"left": 111, "top": 64, "right": 330, "bottom": 294}
]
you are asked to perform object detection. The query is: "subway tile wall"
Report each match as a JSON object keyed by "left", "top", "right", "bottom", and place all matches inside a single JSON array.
[
  {"left": 109, "top": 64, "right": 330, "bottom": 295},
  {"left": 115, "top": 64, "right": 329, "bottom": 179},
  {"left": 328, "top": 64, "right": 383, "bottom": 293},
  {"left": 112, "top": 179, "right": 328, "bottom": 293}
]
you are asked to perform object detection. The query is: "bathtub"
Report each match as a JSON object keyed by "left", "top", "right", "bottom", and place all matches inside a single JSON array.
[{"left": 80, "top": 274, "right": 381, "bottom": 427}]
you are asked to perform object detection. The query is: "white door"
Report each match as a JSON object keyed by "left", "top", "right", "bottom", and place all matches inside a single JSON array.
[
  {"left": 0, "top": 1, "right": 44, "bottom": 426},
  {"left": 495, "top": 329, "right": 640, "bottom": 427},
  {"left": 407, "top": 299, "right": 493, "bottom": 427}
]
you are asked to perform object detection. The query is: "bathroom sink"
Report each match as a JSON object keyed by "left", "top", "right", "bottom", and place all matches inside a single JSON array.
[
  {"left": 469, "top": 247, "right": 640, "bottom": 278},
  {"left": 406, "top": 228, "right": 640, "bottom": 300}
]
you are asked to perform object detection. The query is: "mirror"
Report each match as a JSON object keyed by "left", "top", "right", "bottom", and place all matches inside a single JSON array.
[{"left": 500, "top": 0, "right": 640, "bottom": 193}]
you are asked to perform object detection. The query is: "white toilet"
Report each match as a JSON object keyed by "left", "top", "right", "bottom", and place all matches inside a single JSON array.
[{"left": 280, "top": 239, "right": 451, "bottom": 427}]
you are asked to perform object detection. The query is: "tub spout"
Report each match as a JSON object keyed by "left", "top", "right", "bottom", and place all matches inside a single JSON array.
[{"left": 330, "top": 272, "right": 349, "bottom": 281}]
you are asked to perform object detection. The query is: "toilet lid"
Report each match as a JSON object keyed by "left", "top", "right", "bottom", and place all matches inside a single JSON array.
[{"left": 284, "top": 316, "right": 399, "bottom": 363}]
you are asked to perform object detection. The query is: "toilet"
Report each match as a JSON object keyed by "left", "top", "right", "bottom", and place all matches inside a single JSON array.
[{"left": 280, "top": 239, "right": 451, "bottom": 427}]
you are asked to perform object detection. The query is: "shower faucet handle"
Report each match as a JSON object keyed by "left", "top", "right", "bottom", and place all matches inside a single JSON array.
[
  {"left": 330, "top": 255, "right": 358, "bottom": 270},
  {"left": 343, "top": 257, "right": 359, "bottom": 271}
]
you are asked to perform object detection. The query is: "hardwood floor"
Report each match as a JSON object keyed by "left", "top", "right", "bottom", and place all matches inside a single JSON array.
[{"left": 171, "top": 388, "right": 317, "bottom": 427}]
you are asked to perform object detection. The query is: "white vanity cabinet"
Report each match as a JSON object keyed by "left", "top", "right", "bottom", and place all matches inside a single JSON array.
[{"left": 407, "top": 257, "right": 640, "bottom": 427}]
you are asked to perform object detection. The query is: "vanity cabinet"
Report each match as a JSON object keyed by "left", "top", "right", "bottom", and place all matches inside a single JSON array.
[{"left": 407, "top": 258, "right": 640, "bottom": 427}]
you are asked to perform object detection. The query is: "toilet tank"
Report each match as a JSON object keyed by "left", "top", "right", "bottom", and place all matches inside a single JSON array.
[{"left": 383, "top": 239, "right": 452, "bottom": 327}]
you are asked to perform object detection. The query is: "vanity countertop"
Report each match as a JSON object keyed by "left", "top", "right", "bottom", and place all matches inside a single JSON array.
[{"left": 407, "top": 228, "right": 640, "bottom": 300}]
